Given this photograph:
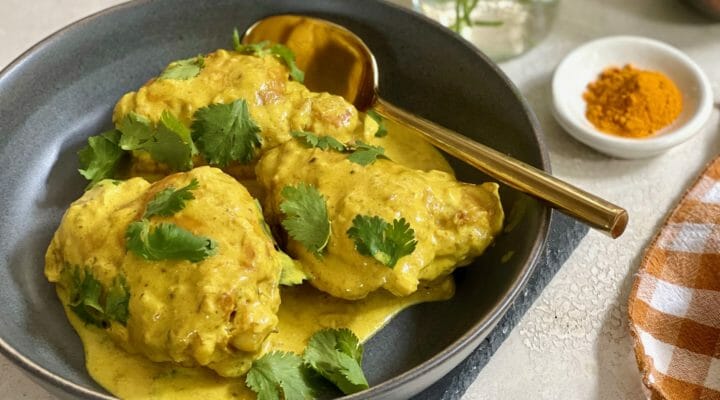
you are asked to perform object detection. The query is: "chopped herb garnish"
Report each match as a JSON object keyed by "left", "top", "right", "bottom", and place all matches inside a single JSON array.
[
  {"left": 113, "top": 110, "right": 195, "bottom": 172},
  {"left": 66, "top": 267, "right": 130, "bottom": 327},
  {"left": 78, "top": 130, "right": 125, "bottom": 189},
  {"left": 268, "top": 44, "right": 305, "bottom": 83},
  {"left": 304, "top": 328, "right": 368, "bottom": 394},
  {"left": 104, "top": 276, "right": 130, "bottom": 325},
  {"left": 366, "top": 110, "right": 387, "bottom": 138},
  {"left": 291, "top": 131, "right": 346, "bottom": 152},
  {"left": 346, "top": 141, "right": 387, "bottom": 166},
  {"left": 144, "top": 178, "right": 199, "bottom": 218},
  {"left": 245, "top": 351, "right": 316, "bottom": 400},
  {"left": 245, "top": 328, "right": 370, "bottom": 399},
  {"left": 253, "top": 199, "right": 308, "bottom": 286},
  {"left": 232, "top": 31, "right": 305, "bottom": 83},
  {"left": 143, "top": 111, "right": 195, "bottom": 171},
  {"left": 126, "top": 220, "right": 217, "bottom": 262},
  {"left": 279, "top": 183, "right": 331, "bottom": 257},
  {"left": 117, "top": 112, "right": 153, "bottom": 151},
  {"left": 346, "top": 215, "right": 417, "bottom": 268},
  {"left": 290, "top": 131, "right": 388, "bottom": 167},
  {"left": 191, "top": 99, "right": 262, "bottom": 167},
  {"left": 159, "top": 55, "right": 205, "bottom": 80}
]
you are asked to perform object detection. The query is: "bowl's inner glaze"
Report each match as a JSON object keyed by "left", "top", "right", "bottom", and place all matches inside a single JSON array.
[{"left": 0, "top": 1, "right": 547, "bottom": 398}]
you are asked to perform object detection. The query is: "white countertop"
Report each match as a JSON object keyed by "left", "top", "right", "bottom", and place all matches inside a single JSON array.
[{"left": 1, "top": 0, "right": 718, "bottom": 399}]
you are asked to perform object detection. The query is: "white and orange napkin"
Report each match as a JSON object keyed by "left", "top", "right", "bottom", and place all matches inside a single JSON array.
[{"left": 630, "top": 157, "right": 720, "bottom": 400}]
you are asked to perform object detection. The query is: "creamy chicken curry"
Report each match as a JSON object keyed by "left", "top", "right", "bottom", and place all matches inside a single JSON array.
[{"left": 46, "top": 41, "right": 503, "bottom": 400}]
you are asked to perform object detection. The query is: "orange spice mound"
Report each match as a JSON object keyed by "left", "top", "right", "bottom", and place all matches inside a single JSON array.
[{"left": 583, "top": 64, "right": 683, "bottom": 138}]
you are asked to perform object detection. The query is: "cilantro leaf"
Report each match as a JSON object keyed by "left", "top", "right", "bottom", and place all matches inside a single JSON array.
[
  {"left": 366, "top": 110, "right": 387, "bottom": 138},
  {"left": 126, "top": 220, "right": 217, "bottom": 262},
  {"left": 65, "top": 267, "right": 130, "bottom": 327},
  {"left": 78, "top": 130, "right": 124, "bottom": 188},
  {"left": 231, "top": 33, "right": 304, "bottom": 83},
  {"left": 252, "top": 199, "right": 308, "bottom": 286},
  {"left": 269, "top": 44, "right": 305, "bottom": 83},
  {"left": 115, "top": 111, "right": 195, "bottom": 171},
  {"left": 235, "top": 39, "right": 271, "bottom": 55},
  {"left": 143, "top": 111, "right": 195, "bottom": 171},
  {"left": 191, "top": 99, "right": 262, "bottom": 167},
  {"left": 104, "top": 275, "right": 130, "bottom": 325},
  {"left": 280, "top": 183, "right": 331, "bottom": 257},
  {"left": 159, "top": 55, "right": 204, "bottom": 80},
  {"left": 159, "top": 110, "right": 194, "bottom": 151},
  {"left": 245, "top": 351, "right": 315, "bottom": 400},
  {"left": 144, "top": 178, "right": 199, "bottom": 218},
  {"left": 68, "top": 268, "right": 104, "bottom": 327},
  {"left": 290, "top": 132, "right": 388, "bottom": 167},
  {"left": 303, "top": 328, "right": 368, "bottom": 395},
  {"left": 346, "top": 141, "right": 387, "bottom": 166},
  {"left": 346, "top": 215, "right": 417, "bottom": 268},
  {"left": 291, "top": 131, "right": 346, "bottom": 152},
  {"left": 117, "top": 112, "right": 153, "bottom": 150}
]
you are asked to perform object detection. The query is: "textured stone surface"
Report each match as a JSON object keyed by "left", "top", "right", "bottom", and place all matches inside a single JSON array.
[
  {"left": 415, "top": 212, "right": 588, "bottom": 399},
  {"left": 2, "top": 0, "right": 720, "bottom": 399}
]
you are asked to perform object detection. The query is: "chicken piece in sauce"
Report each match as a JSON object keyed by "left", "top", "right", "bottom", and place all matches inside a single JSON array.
[{"left": 45, "top": 167, "right": 283, "bottom": 377}]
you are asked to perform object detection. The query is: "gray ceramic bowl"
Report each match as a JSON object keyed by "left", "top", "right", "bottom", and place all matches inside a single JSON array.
[{"left": 0, "top": 0, "right": 549, "bottom": 399}]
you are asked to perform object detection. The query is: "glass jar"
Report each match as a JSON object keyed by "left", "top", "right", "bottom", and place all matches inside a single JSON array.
[{"left": 413, "top": 0, "right": 560, "bottom": 61}]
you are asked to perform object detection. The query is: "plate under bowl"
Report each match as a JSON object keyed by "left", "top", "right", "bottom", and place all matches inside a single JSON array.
[{"left": 0, "top": 0, "right": 549, "bottom": 398}]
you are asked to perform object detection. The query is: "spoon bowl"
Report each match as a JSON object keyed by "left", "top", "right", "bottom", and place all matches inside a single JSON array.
[
  {"left": 245, "top": 15, "right": 378, "bottom": 109},
  {"left": 243, "top": 15, "right": 628, "bottom": 238}
]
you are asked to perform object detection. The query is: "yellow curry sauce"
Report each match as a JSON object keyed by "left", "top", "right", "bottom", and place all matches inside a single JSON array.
[
  {"left": 65, "top": 279, "right": 453, "bottom": 399},
  {"left": 46, "top": 49, "right": 503, "bottom": 399},
  {"left": 52, "top": 126, "right": 456, "bottom": 399}
]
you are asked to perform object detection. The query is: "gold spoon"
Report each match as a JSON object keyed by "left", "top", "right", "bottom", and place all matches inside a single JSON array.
[{"left": 243, "top": 15, "right": 628, "bottom": 238}]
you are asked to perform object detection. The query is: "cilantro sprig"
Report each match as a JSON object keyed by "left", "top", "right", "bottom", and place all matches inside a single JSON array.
[
  {"left": 146, "top": 112, "right": 196, "bottom": 171},
  {"left": 159, "top": 55, "right": 205, "bottom": 80},
  {"left": 290, "top": 131, "right": 387, "bottom": 166},
  {"left": 144, "top": 178, "right": 199, "bottom": 218},
  {"left": 77, "top": 130, "right": 125, "bottom": 188},
  {"left": 304, "top": 328, "right": 369, "bottom": 394},
  {"left": 115, "top": 110, "right": 195, "bottom": 171},
  {"left": 191, "top": 99, "right": 262, "bottom": 167},
  {"left": 126, "top": 178, "right": 217, "bottom": 263},
  {"left": 232, "top": 29, "right": 305, "bottom": 83},
  {"left": 366, "top": 109, "right": 387, "bottom": 138},
  {"left": 246, "top": 352, "right": 316, "bottom": 400},
  {"left": 65, "top": 267, "right": 130, "bottom": 327},
  {"left": 126, "top": 220, "right": 217, "bottom": 262},
  {"left": 245, "top": 328, "right": 369, "bottom": 400},
  {"left": 347, "top": 215, "right": 417, "bottom": 268},
  {"left": 346, "top": 141, "right": 387, "bottom": 166},
  {"left": 254, "top": 199, "right": 308, "bottom": 286},
  {"left": 280, "top": 183, "right": 331, "bottom": 257},
  {"left": 117, "top": 112, "right": 153, "bottom": 150},
  {"left": 291, "top": 131, "right": 345, "bottom": 152}
]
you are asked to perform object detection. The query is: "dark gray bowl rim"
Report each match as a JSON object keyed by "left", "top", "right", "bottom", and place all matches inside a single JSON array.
[{"left": 0, "top": 0, "right": 551, "bottom": 398}]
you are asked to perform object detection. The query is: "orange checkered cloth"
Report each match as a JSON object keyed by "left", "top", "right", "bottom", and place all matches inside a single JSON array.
[{"left": 629, "top": 157, "right": 720, "bottom": 400}]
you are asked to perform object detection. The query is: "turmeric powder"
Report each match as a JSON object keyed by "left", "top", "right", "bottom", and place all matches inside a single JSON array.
[{"left": 583, "top": 65, "right": 682, "bottom": 138}]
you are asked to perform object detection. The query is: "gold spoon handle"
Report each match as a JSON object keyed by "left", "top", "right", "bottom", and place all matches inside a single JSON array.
[{"left": 374, "top": 98, "right": 628, "bottom": 238}]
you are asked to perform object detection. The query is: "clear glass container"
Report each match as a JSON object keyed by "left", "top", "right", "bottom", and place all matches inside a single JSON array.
[{"left": 413, "top": 0, "right": 560, "bottom": 61}]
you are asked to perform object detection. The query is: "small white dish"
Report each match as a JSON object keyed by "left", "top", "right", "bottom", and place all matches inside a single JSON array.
[{"left": 552, "top": 36, "right": 713, "bottom": 159}]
